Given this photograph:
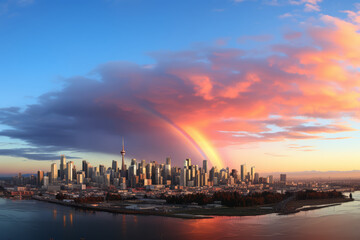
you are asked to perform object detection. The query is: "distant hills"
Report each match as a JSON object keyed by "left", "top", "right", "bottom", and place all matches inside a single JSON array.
[{"left": 261, "top": 170, "right": 360, "bottom": 180}]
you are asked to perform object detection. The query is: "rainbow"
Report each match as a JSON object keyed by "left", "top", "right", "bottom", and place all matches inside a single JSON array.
[
  {"left": 141, "top": 105, "right": 224, "bottom": 168},
  {"left": 179, "top": 125, "right": 224, "bottom": 169}
]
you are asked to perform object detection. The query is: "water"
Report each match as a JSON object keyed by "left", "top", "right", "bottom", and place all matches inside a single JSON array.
[{"left": 1, "top": 192, "right": 360, "bottom": 240}]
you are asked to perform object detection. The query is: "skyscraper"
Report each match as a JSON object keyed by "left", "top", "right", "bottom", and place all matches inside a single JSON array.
[
  {"left": 37, "top": 170, "right": 44, "bottom": 186},
  {"left": 165, "top": 157, "right": 171, "bottom": 180},
  {"left": 251, "top": 166, "right": 255, "bottom": 182},
  {"left": 60, "top": 155, "right": 66, "bottom": 180},
  {"left": 166, "top": 157, "right": 171, "bottom": 165},
  {"left": 51, "top": 163, "right": 58, "bottom": 183},
  {"left": 280, "top": 174, "right": 286, "bottom": 183},
  {"left": 240, "top": 164, "right": 246, "bottom": 181},
  {"left": 82, "top": 160, "right": 88, "bottom": 178},
  {"left": 121, "top": 137, "right": 126, "bottom": 177},
  {"left": 66, "top": 161, "right": 73, "bottom": 183},
  {"left": 112, "top": 160, "right": 118, "bottom": 172},
  {"left": 203, "top": 160, "right": 208, "bottom": 173},
  {"left": 185, "top": 158, "right": 191, "bottom": 168}
]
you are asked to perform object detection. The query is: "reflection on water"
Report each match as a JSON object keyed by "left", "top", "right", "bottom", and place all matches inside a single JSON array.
[
  {"left": 70, "top": 212, "right": 73, "bottom": 226},
  {"left": 63, "top": 214, "right": 66, "bottom": 227},
  {"left": 52, "top": 209, "right": 57, "bottom": 220},
  {"left": 0, "top": 192, "right": 360, "bottom": 240}
]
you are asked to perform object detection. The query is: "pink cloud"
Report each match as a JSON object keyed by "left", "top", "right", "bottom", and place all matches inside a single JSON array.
[{"left": 0, "top": 9, "right": 359, "bottom": 167}]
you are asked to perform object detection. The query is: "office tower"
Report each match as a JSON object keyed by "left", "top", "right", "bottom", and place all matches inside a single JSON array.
[
  {"left": 51, "top": 163, "right": 58, "bottom": 183},
  {"left": 43, "top": 176, "right": 49, "bottom": 187},
  {"left": 254, "top": 172, "right": 259, "bottom": 184},
  {"left": 146, "top": 163, "right": 152, "bottom": 179},
  {"left": 154, "top": 166, "right": 160, "bottom": 185},
  {"left": 203, "top": 160, "right": 208, "bottom": 173},
  {"left": 82, "top": 160, "right": 89, "bottom": 178},
  {"left": 166, "top": 157, "right": 171, "bottom": 165},
  {"left": 268, "top": 175, "right": 274, "bottom": 184},
  {"left": 112, "top": 160, "right": 118, "bottom": 172},
  {"left": 128, "top": 159, "right": 137, "bottom": 181},
  {"left": 251, "top": 166, "right": 255, "bottom": 182},
  {"left": 121, "top": 137, "right": 126, "bottom": 177},
  {"left": 88, "top": 164, "right": 93, "bottom": 179},
  {"left": 165, "top": 158, "right": 171, "bottom": 181},
  {"left": 66, "top": 161, "right": 74, "bottom": 183},
  {"left": 104, "top": 173, "right": 110, "bottom": 186},
  {"left": 240, "top": 164, "right": 246, "bottom": 181},
  {"left": 99, "top": 165, "right": 105, "bottom": 176},
  {"left": 60, "top": 155, "right": 66, "bottom": 180},
  {"left": 280, "top": 174, "right": 287, "bottom": 183},
  {"left": 180, "top": 167, "right": 186, "bottom": 186},
  {"left": 185, "top": 158, "right": 191, "bottom": 168},
  {"left": 77, "top": 171, "right": 84, "bottom": 184},
  {"left": 37, "top": 170, "right": 44, "bottom": 186}
]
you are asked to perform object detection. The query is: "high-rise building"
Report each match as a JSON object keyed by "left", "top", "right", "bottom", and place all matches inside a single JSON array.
[
  {"left": 37, "top": 170, "right": 44, "bottom": 186},
  {"left": 43, "top": 176, "right": 49, "bottom": 187},
  {"left": 166, "top": 157, "right": 171, "bottom": 165},
  {"left": 280, "top": 174, "right": 286, "bottom": 183},
  {"left": 112, "top": 160, "right": 118, "bottom": 172},
  {"left": 180, "top": 167, "right": 186, "bottom": 186},
  {"left": 77, "top": 171, "right": 84, "bottom": 184},
  {"left": 240, "top": 164, "right": 246, "bottom": 181},
  {"left": 203, "top": 160, "right": 208, "bottom": 173},
  {"left": 82, "top": 160, "right": 89, "bottom": 178},
  {"left": 146, "top": 163, "right": 152, "bottom": 179},
  {"left": 66, "top": 161, "right": 74, "bottom": 183},
  {"left": 254, "top": 172, "right": 259, "bottom": 184},
  {"left": 60, "top": 155, "right": 66, "bottom": 180},
  {"left": 250, "top": 166, "right": 255, "bottom": 182},
  {"left": 185, "top": 158, "right": 191, "bottom": 168},
  {"left": 51, "top": 163, "right": 58, "bottom": 183},
  {"left": 99, "top": 165, "right": 105, "bottom": 176},
  {"left": 268, "top": 175, "right": 274, "bottom": 184},
  {"left": 165, "top": 157, "right": 171, "bottom": 180}
]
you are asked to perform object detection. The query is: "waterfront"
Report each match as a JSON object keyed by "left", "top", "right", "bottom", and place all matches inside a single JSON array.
[{"left": 0, "top": 192, "right": 359, "bottom": 240}]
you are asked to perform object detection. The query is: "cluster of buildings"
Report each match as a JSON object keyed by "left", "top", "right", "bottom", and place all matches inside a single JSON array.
[{"left": 12, "top": 142, "right": 286, "bottom": 193}]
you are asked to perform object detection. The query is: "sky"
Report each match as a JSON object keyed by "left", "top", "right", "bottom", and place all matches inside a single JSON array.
[{"left": 1, "top": 0, "right": 360, "bottom": 175}]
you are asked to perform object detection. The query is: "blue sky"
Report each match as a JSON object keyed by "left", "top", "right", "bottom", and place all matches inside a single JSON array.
[
  {"left": 0, "top": 0, "right": 314, "bottom": 107},
  {"left": 1, "top": 0, "right": 360, "bottom": 175}
]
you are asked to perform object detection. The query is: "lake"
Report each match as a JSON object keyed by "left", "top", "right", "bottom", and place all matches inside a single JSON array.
[{"left": 0, "top": 192, "right": 359, "bottom": 240}]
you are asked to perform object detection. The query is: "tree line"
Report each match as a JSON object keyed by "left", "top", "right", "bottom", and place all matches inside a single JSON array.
[
  {"left": 296, "top": 190, "right": 344, "bottom": 200},
  {"left": 165, "top": 191, "right": 288, "bottom": 207}
]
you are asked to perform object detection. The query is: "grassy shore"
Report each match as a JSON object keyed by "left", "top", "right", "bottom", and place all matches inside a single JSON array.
[
  {"left": 32, "top": 195, "right": 354, "bottom": 219},
  {"left": 279, "top": 197, "right": 353, "bottom": 215},
  {"left": 181, "top": 205, "right": 275, "bottom": 216}
]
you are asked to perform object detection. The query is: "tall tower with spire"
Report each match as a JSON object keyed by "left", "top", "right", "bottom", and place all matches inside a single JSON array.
[{"left": 121, "top": 137, "right": 126, "bottom": 177}]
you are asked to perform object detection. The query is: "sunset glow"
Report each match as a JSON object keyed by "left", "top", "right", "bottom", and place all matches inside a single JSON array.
[{"left": 1, "top": 0, "right": 360, "bottom": 175}]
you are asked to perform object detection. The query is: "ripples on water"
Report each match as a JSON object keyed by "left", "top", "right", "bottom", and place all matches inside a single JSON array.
[{"left": 1, "top": 193, "right": 360, "bottom": 240}]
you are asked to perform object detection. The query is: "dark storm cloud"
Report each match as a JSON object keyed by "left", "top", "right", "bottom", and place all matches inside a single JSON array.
[{"left": 0, "top": 148, "right": 81, "bottom": 161}]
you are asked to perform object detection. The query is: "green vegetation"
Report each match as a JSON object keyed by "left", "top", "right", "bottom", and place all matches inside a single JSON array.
[
  {"left": 166, "top": 191, "right": 288, "bottom": 207},
  {"left": 296, "top": 190, "right": 344, "bottom": 200}
]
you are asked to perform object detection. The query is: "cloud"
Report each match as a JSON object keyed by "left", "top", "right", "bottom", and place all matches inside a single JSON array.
[
  {"left": 279, "top": 13, "right": 293, "bottom": 18},
  {"left": 287, "top": 144, "right": 316, "bottom": 151},
  {"left": 284, "top": 31, "right": 302, "bottom": 40},
  {"left": 289, "top": 0, "right": 322, "bottom": 12},
  {"left": 0, "top": 10, "right": 359, "bottom": 166},
  {"left": 0, "top": 148, "right": 81, "bottom": 161},
  {"left": 265, "top": 153, "right": 288, "bottom": 157},
  {"left": 238, "top": 34, "right": 273, "bottom": 43}
]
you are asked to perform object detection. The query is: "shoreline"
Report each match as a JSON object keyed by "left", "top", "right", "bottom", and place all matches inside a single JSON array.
[
  {"left": 30, "top": 195, "right": 354, "bottom": 219},
  {"left": 31, "top": 196, "right": 213, "bottom": 219},
  {"left": 278, "top": 197, "right": 354, "bottom": 215}
]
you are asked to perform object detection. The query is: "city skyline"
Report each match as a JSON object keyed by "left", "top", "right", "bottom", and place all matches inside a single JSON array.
[{"left": 1, "top": 0, "right": 360, "bottom": 175}]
